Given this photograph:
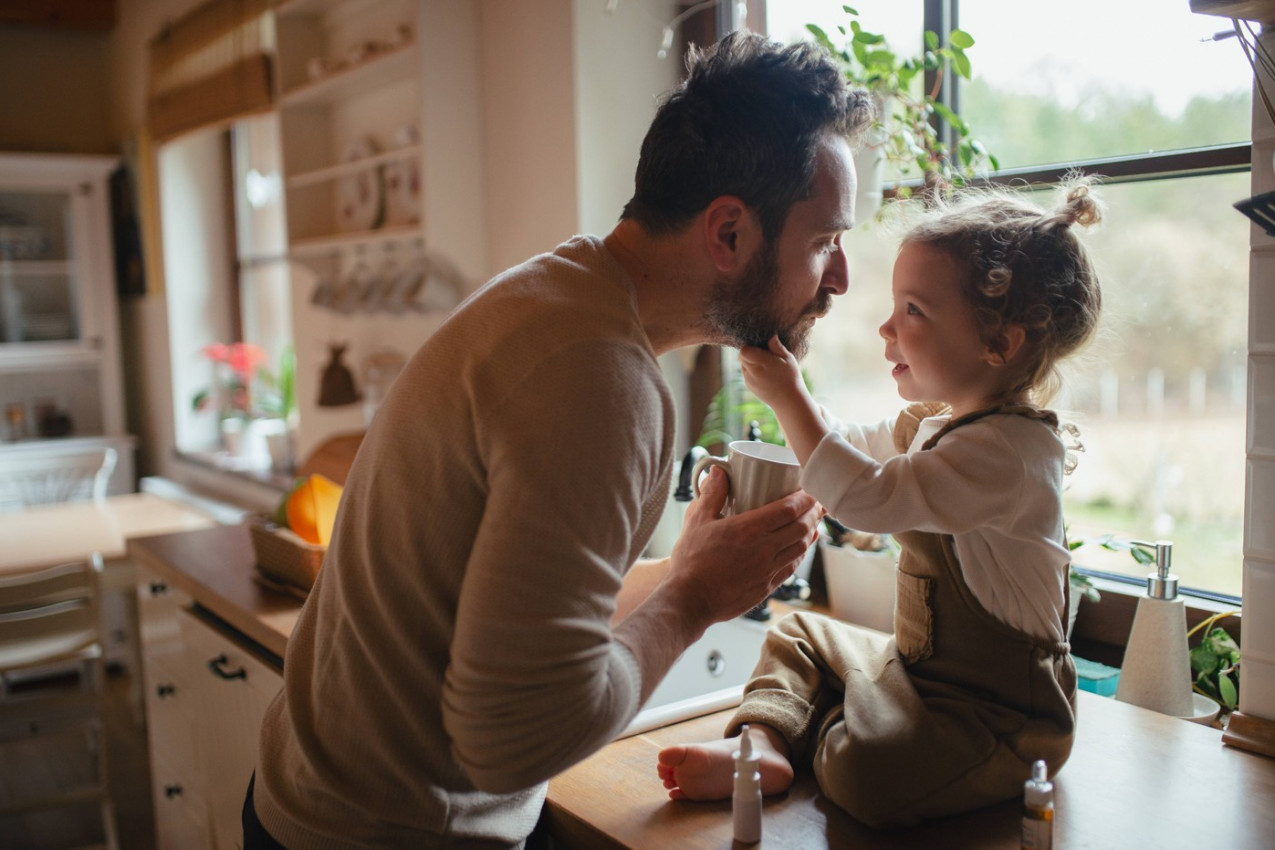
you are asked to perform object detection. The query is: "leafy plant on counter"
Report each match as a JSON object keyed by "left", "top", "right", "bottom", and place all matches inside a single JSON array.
[
  {"left": 696, "top": 368, "right": 812, "bottom": 449},
  {"left": 1066, "top": 533, "right": 1158, "bottom": 603},
  {"left": 1189, "top": 611, "right": 1240, "bottom": 712},
  {"left": 806, "top": 5, "right": 998, "bottom": 206}
]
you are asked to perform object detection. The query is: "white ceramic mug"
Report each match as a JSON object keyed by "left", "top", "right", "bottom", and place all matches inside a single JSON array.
[{"left": 691, "top": 440, "right": 801, "bottom": 515}]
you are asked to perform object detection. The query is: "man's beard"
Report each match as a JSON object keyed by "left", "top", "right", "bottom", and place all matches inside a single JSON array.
[{"left": 704, "top": 240, "right": 830, "bottom": 360}]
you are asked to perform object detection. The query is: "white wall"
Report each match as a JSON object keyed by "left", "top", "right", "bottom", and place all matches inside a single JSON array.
[{"left": 478, "top": 0, "right": 579, "bottom": 273}]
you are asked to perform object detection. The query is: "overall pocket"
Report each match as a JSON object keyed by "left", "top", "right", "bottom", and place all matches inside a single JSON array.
[{"left": 894, "top": 570, "right": 935, "bottom": 664}]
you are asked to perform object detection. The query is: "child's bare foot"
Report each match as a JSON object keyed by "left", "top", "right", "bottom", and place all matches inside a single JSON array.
[{"left": 656, "top": 726, "right": 795, "bottom": 801}]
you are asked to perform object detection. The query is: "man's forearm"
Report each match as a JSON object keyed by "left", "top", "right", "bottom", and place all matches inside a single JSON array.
[{"left": 612, "top": 556, "right": 671, "bottom": 625}]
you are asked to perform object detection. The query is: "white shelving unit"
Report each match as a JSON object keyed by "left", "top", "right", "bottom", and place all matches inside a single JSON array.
[{"left": 0, "top": 152, "right": 135, "bottom": 502}]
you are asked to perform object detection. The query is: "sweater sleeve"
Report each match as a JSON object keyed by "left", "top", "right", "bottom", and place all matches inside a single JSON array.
[
  {"left": 441, "top": 339, "right": 666, "bottom": 793},
  {"left": 801, "top": 419, "right": 1026, "bottom": 536}
]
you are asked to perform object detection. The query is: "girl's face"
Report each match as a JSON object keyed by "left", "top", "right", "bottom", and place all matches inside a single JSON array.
[{"left": 879, "top": 241, "right": 1014, "bottom": 418}]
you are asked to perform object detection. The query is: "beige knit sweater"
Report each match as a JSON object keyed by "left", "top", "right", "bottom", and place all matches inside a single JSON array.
[{"left": 254, "top": 236, "right": 676, "bottom": 848}]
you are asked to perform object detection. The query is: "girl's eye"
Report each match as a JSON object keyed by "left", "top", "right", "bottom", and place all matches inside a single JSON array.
[{"left": 906, "top": 303, "right": 922, "bottom": 316}]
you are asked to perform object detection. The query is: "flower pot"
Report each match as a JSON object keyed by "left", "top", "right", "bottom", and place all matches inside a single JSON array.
[{"left": 819, "top": 536, "right": 896, "bottom": 633}]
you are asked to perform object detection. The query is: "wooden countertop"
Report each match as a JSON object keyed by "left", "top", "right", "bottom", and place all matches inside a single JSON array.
[
  {"left": 124, "top": 523, "right": 1275, "bottom": 848},
  {"left": 127, "top": 523, "right": 302, "bottom": 661},
  {"left": 546, "top": 691, "right": 1275, "bottom": 849}
]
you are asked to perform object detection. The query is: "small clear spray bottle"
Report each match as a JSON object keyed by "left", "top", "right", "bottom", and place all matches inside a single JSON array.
[
  {"left": 1021, "top": 759, "right": 1054, "bottom": 850},
  {"left": 732, "top": 724, "right": 762, "bottom": 844}
]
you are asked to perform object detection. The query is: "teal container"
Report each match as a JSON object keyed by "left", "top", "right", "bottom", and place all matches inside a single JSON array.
[{"left": 1075, "top": 656, "right": 1120, "bottom": 697}]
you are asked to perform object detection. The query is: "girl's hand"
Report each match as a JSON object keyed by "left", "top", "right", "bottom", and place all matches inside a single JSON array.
[{"left": 740, "top": 336, "right": 804, "bottom": 409}]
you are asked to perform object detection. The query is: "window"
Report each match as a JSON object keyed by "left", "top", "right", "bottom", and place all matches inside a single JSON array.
[
  {"left": 157, "top": 114, "right": 292, "bottom": 475},
  {"left": 765, "top": 0, "right": 1251, "bottom": 598}
]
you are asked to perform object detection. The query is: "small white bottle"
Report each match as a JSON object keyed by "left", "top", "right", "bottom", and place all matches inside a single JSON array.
[
  {"left": 1021, "top": 759, "right": 1054, "bottom": 850},
  {"left": 732, "top": 724, "right": 762, "bottom": 844}
]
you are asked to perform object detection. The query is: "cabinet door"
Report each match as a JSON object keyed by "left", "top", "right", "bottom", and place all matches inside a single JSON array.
[
  {"left": 137, "top": 570, "right": 215, "bottom": 849},
  {"left": 150, "top": 755, "right": 215, "bottom": 850},
  {"left": 180, "top": 610, "right": 283, "bottom": 850},
  {"left": 0, "top": 184, "right": 85, "bottom": 348}
]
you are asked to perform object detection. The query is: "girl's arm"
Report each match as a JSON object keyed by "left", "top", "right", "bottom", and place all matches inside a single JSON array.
[{"left": 739, "top": 336, "right": 830, "bottom": 466}]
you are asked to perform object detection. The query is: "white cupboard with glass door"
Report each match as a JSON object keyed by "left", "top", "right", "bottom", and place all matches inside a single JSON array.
[{"left": 0, "top": 153, "right": 135, "bottom": 507}]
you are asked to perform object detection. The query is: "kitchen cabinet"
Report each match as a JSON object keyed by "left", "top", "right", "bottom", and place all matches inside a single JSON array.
[
  {"left": 137, "top": 565, "right": 283, "bottom": 849},
  {"left": 0, "top": 153, "right": 134, "bottom": 501}
]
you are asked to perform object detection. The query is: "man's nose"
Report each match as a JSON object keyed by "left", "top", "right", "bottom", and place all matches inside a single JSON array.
[{"left": 823, "top": 249, "right": 850, "bottom": 295}]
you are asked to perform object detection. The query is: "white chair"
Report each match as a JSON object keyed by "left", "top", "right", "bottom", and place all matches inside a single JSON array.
[
  {"left": 0, "top": 446, "right": 118, "bottom": 512},
  {"left": 0, "top": 553, "right": 119, "bottom": 849}
]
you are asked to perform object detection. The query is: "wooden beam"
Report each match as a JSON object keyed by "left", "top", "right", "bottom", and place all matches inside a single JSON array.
[
  {"left": 0, "top": 0, "right": 115, "bottom": 32},
  {"left": 1190, "top": 0, "right": 1275, "bottom": 23}
]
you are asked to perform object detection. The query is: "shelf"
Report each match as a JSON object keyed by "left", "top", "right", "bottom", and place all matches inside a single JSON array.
[
  {"left": 0, "top": 343, "right": 99, "bottom": 372},
  {"left": 288, "top": 223, "right": 422, "bottom": 258},
  {"left": 285, "top": 144, "right": 421, "bottom": 189},
  {"left": 1189, "top": 0, "right": 1275, "bottom": 21},
  {"left": 275, "top": 0, "right": 348, "bottom": 16},
  {"left": 0, "top": 260, "right": 73, "bottom": 276},
  {"left": 279, "top": 41, "right": 418, "bottom": 108}
]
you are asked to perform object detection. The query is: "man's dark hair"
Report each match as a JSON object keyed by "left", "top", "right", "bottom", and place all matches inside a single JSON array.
[{"left": 621, "top": 31, "right": 873, "bottom": 241}]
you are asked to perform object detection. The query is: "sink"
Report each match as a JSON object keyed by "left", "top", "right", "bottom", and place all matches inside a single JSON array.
[{"left": 619, "top": 614, "right": 771, "bottom": 738}]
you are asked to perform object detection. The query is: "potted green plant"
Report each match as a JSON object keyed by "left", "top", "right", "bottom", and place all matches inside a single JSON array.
[
  {"left": 696, "top": 367, "right": 813, "bottom": 450},
  {"left": 1188, "top": 611, "right": 1240, "bottom": 714},
  {"left": 806, "top": 6, "right": 999, "bottom": 213}
]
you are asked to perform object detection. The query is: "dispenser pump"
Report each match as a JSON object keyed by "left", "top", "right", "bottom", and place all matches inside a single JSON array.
[{"left": 1141, "top": 539, "right": 1177, "bottom": 600}]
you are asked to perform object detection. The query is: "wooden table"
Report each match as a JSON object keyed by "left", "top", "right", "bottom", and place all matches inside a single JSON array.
[
  {"left": 0, "top": 492, "right": 216, "bottom": 574},
  {"left": 546, "top": 689, "right": 1275, "bottom": 849}
]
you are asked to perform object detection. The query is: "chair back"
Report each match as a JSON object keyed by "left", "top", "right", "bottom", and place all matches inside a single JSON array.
[
  {"left": 0, "top": 446, "right": 117, "bottom": 512},
  {"left": 0, "top": 554, "right": 103, "bottom": 678}
]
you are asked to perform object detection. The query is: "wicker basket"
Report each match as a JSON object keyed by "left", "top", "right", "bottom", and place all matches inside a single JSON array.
[{"left": 249, "top": 519, "right": 325, "bottom": 591}]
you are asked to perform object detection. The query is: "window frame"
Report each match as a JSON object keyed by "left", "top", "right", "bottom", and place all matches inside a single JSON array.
[{"left": 748, "top": 0, "right": 1253, "bottom": 652}]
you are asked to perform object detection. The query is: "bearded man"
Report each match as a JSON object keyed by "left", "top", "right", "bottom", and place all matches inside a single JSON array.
[{"left": 246, "top": 31, "right": 873, "bottom": 849}]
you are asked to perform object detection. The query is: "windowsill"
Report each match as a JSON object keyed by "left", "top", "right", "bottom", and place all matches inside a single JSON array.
[{"left": 174, "top": 448, "right": 296, "bottom": 493}]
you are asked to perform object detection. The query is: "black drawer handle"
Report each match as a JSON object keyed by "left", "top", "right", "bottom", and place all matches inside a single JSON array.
[
  {"left": 157, "top": 684, "right": 176, "bottom": 698},
  {"left": 208, "top": 653, "right": 247, "bottom": 681},
  {"left": 164, "top": 784, "right": 183, "bottom": 798},
  {"left": 149, "top": 581, "right": 168, "bottom": 596}
]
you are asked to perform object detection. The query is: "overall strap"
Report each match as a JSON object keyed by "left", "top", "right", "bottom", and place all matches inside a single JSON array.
[{"left": 920, "top": 403, "right": 1060, "bottom": 453}]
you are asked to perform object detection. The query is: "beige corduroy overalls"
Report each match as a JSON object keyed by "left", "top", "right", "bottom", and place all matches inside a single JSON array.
[{"left": 728, "top": 403, "right": 1078, "bottom": 828}]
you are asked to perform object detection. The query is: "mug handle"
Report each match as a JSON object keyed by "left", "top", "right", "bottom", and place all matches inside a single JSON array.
[{"left": 690, "top": 455, "right": 731, "bottom": 499}]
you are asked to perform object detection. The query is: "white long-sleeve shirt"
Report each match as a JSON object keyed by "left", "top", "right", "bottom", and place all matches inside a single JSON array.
[{"left": 804, "top": 411, "right": 1070, "bottom": 642}]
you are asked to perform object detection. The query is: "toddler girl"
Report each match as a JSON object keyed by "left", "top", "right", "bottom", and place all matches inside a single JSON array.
[{"left": 657, "top": 180, "right": 1103, "bottom": 827}]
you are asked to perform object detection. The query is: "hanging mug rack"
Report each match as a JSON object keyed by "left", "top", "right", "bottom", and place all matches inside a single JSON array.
[{"left": 306, "top": 239, "right": 465, "bottom": 316}]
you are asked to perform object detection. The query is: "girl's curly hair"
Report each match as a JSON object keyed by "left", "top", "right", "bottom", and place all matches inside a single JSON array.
[{"left": 901, "top": 176, "right": 1104, "bottom": 405}]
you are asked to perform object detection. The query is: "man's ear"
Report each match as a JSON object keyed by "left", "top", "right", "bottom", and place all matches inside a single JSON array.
[
  {"left": 984, "top": 324, "right": 1027, "bottom": 366},
  {"left": 703, "top": 196, "right": 758, "bottom": 272}
]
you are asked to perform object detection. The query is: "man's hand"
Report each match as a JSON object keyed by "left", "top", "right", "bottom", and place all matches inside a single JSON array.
[{"left": 666, "top": 465, "right": 821, "bottom": 625}]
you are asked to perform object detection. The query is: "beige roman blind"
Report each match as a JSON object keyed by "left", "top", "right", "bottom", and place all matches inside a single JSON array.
[{"left": 148, "top": 0, "right": 274, "bottom": 143}]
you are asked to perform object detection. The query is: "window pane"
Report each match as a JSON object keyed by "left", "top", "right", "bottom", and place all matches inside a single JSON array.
[
  {"left": 1052, "top": 173, "right": 1248, "bottom": 598},
  {"left": 960, "top": 0, "right": 1252, "bottom": 167},
  {"left": 802, "top": 171, "right": 1248, "bottom": 598}
]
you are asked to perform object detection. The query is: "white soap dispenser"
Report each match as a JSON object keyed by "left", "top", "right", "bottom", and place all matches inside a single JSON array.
[
  {"left": 1114, "top": 539, "right": 1194, "bottom": 717},
  {"left": 732, "top": 724, "right": 762, "bottom": 844}
]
